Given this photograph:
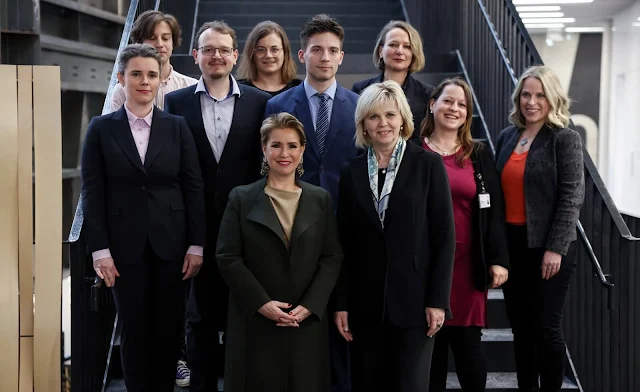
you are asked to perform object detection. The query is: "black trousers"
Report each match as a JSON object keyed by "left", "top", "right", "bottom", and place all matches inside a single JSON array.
[
  {"left": 330, "top": 318, "right": 351, "bottom": 392},
  {"left": 430, "top": 326, "right": 487, "bottom": 392},
  {"left": 186, "top": 249, "right": 228, "bottom": 392},
  {"left": 111, "top": 244, "right": 186, "bottom": 392},
  {"left": 350, "top": 317, "right": 434, "bottom": 392},
  {"left": 502, "top": 225, "right": 576, "bottom": 392}
]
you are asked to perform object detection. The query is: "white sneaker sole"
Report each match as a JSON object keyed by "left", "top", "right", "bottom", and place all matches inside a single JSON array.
[{"left": 176, "top": 378, "right": 190, "bottom": 388}]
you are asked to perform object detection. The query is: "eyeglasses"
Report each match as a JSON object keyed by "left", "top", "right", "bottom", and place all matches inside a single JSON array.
[
  {"left": 197, "top": 46, "right": 234, "bottom": 57},
  {"left": 254, "top": 46, "right": 282, "bottom": 57}
]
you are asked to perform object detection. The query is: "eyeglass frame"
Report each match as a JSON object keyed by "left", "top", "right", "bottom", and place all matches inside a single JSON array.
[
  {"left": 253, "top": 46, "right": 283, "bottom": 58},
  {"left": 196, "top": 46, "right": 236, "bottom": 57}
]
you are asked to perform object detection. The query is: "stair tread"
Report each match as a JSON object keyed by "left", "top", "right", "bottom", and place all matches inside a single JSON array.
[
  {"left": 481, "top": 328, "right": 513, "bottom": 341},
  {"left": 446, "top": 372, "right": 578, "bottom": 389},
  {"left": 488, "top": 289, "right": 504, "bottom": 300}
]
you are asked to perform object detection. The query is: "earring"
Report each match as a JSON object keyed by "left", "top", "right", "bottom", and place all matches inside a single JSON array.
[
  {"left": 296, "top": 157, "right": 305, "bottom": 177},
  {"left": 400, "top": 126, "right": 404, "bottom": 131},
  {"left": 260, "top": 157, "right": 270, "bottom": 176},
  {"left": 430, "top": 109, "right": 433, "bottom": 113},
  {"left": 364, "top": 130, "right": 368, "bottom": 135}
]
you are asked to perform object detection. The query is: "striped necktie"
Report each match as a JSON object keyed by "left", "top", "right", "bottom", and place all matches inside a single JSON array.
[{"left": 315, "top": 93, "right": 330, "bottom": 157}]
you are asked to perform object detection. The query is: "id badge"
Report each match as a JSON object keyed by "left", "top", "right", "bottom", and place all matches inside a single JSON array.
[{"left": 479, "top": 192, "right": 491, "bottom": 209}]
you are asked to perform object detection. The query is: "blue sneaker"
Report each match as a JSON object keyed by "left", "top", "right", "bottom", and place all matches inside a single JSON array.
[{"left": 175, "top": 360, "right": 190, "bottom": 388}]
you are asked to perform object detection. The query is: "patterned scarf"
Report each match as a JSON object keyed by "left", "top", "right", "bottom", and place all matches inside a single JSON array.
[{"left": 367, "top": 137, "right": 406, "bottom": 227}]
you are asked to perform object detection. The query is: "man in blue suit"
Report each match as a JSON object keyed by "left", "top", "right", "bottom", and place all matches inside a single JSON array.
[
  {"left": 264, "top": 14, "right": 359, "bottom": 209},
  {"left": 264, "top": 14, "right": 359, "bottom": 392}
]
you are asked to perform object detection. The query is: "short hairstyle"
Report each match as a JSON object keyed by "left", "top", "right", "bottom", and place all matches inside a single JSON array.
[
  {"left": 299, "top": 14, "right": 344, "bottom": 50},
  {"left": 373, "top": 21, "right": 425, "bottom": 73},
  {"left": 117, "top": 43, "right": 162, "bottom": 76},
  {"left": 420, "top": 77, "right": 476, "bottom": 166},
  {"left": 354, "top": 81, "right": 414, "bottom": 148},
  {"left": 194, "top": 20, "right": 238, "bottom": 50},
  {"left": 130, "top": 10, "right": 182, "bottom": 48},
  {"left": 236, "top": 21, "right": 297, "bottom": 83},
  {"left": 509, "top": 65, "right": 571, "bottom": 129},
  {"left": 260, "top": 112, "right": 307, "bottom": 147}
]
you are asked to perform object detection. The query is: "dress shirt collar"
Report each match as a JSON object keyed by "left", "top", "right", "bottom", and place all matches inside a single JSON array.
[
  {"left": 123, "top": 103, "right": 153, "bottom": 127},
  {"left": 194, "top": 74, "right": 241, "bottom": 100},
  {"left": 304, "top": 79, "right": 337, "bottom": 100},
  {"left": 161, "top": 65, "right": 175, "bottom": 85}
]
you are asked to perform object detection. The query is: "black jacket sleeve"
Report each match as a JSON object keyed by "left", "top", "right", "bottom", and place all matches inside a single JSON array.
[{"left": 178, "top": 117, "right": 206, "bottom": 247}]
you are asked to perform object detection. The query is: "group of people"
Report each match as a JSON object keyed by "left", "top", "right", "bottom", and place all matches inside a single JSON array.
[{"left": 81, "top": 9, "right": 585, "bottom": 392}]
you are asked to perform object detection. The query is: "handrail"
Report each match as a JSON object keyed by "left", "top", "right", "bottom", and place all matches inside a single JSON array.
[
  {"left": 399, "top": 0, "right": 410, "bottom": 24},
  {"left": 477, "top": 0, "right": 518, "bottom": 85},
  {"left": 453, "top": 49, "right": 495, "bottom": 154}
]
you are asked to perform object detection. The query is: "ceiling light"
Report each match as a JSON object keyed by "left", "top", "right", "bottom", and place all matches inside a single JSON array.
[
  {"left": 545, "top": 38, "right": 555, "bottom": 46},
  {"left": 633, "top": 22, "right": 640, "bottom": 27},
  {"left": 516, "top": 6, "right": 562, "bottom": 11},
  {"left": 519, "top": 12, "right": 565, "bottom": 18},
  {"left": 524, "top": 23, "right": 566, "bottom": 28},
  {"left": 514, "top": 0, "right": 593, "bottom": 4},
  {"left": 522, "top": 18, "right": 576, "bottom": 23},
  {"left": 565, "top": 26, "right": 604, "bottom": 32}
]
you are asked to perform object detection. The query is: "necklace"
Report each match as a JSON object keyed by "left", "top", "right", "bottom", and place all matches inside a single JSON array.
[
  {"left": 520, "top": 137, "right": 529, "bottom": 146},
  {"left": 428, "top": 138, "right": 457, "bottom": 156}
]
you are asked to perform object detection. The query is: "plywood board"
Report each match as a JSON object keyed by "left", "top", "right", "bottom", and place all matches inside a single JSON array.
[
  {"left": 32, "top": 66, "right": 62, "bottom": 392},
  {"left": 19, "top": 336, "right": 34, "bottom": 392},
  {"left": 0, "top": 64, "right": 21, "bottom": 392},
  {"left": 17, "top": 66, "right": 34, "bottom": 338}
]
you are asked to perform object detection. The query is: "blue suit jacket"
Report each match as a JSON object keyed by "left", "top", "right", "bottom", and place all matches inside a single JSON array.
[{"left": 264, "top": 83, "right": 360, "bottom": 207}]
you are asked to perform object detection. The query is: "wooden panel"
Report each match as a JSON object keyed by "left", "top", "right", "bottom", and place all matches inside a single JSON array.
[
  {"left": 17, "top": 66, "right": 34, "bottom": 338},
  {"left": 0, "top": 65, "right": 21, "bottom": 392},
  {"left": 32, "top": 66, "right": 62, "bottom": 392},
  {"left": 19, "top": 336, "right": 34, "bottom": 392}
]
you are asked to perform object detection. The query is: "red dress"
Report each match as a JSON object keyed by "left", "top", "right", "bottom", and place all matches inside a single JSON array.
[{"left": 424, "top": 143, "right": 487, "bottom": 327}]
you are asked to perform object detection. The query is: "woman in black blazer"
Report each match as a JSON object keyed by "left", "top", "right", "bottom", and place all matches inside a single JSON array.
[
  {"left": 334, "top": 81, "right": 456, "bottom": 392},
  {"left": 352, "top": 20, "right": 434, "bottom": 146},
  {"left": 420, "top": 78, "right": 509, "bottom": 391},
  {"left": 495, "top": 66, "right": 584, "bottom": 391},
  {"left": 81, "top": 44, "right": 205, "bottom": 392},
  {"left": 216, "top": 113, "right": 342, "bottom": 392}
]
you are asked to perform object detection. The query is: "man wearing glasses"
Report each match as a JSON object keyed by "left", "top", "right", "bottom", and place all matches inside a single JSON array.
[{"left": 164, "top": 20, "right": 270, "bottom": 392}]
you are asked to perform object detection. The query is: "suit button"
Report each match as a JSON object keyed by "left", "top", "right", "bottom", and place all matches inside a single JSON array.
[
  {"left": 320, "top": 166, "right": 324, "bottom": 173},
  {"left": 214, "top": 191, "right": 220, "bottom": 197},
  {"left": 217, "top": 168, "right": 222, "bottom": 174},
  {"left": 141, "top": 186, "right": 146, "bottom": 191}
]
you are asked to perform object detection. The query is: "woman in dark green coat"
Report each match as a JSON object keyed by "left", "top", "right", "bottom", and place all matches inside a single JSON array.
[{"left": 216, "top": 112, "right": 343, "bottom": 392}]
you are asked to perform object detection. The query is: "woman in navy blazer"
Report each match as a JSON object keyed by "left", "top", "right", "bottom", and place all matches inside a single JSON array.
[{"left": 81, "top": 44, "right": 205, "bottom": 392}]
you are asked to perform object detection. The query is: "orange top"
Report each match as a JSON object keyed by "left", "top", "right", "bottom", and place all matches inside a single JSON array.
[{"left": 502, "top": 150, "right": 528, "bottom": 225}]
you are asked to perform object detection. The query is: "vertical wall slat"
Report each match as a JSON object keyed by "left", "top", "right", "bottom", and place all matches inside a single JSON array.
[
  {"left": 33, "top": 65, "right": 62, "bottom": 392},
  {"left": 0, "top": 64, "right": 21, "bottom": 392},
  {"left": 19, "top": 336, "right": 34, "bottom": 392}
]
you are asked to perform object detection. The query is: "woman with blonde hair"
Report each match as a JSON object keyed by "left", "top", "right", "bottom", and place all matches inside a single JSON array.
[
  {"left": 237, "top": 21, "right": 301, "bottom": 96},
  {"left": 421, "top": 77, "right": 509, "bottom": 391},
  {"left": 352, "top": 20, "right": 433, "bottom": 145},
  {"left": 334, "top": 80, "right": 455, "bottom": 391},
  {"left": 495, "top": 65, "right": 584, "bottom": 391}
]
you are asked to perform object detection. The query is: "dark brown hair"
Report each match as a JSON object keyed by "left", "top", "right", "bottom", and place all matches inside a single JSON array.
[
  {"left": 194, "top": 20, "right": 238, "bottom": 49},
  {"left": 236, "top": 21, "right": 297, "bottom": 83},
  {"left": 130, "top": 10, "right": 182, "bottom": 48},
  {"left": 299, "top": 14, "right": 344, "bottom": 50},
  {"left": 420, "top": 77, "right": 476, "bottom": 166},
  {"left": 260, "top": 113, "right": 307, "bottom": 146}
]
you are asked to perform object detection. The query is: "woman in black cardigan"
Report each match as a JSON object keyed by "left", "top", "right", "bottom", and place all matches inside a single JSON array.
[
  {"left": 334, "top": 81, "right": 455, "bottom": 392},
  {"left": 495, "top": 65, "right": 584, "bottom": 391},
  {"left": 421, "top": 78, "right": 510, "bottom": 391},
  {"left": 351, "top": 20, "right": 434, "bottom": 146}
]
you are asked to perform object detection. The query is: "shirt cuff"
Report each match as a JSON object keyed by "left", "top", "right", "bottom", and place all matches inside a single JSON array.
[
  {"left": 92, "top": 248, "right": 112, "bottom": 261},
  {"left": 187, "top": 245, "right": 204, "bottom": 256}
]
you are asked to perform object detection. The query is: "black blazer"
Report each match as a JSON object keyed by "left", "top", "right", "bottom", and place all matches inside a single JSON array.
[
  {"left": 81, "top": 106, "right": 206, "bottom": 266},
  {"left": 164, "top": 83, "right": 271, "bottom": 246},
  {"left": 468, "top": 144, "right": 510, "bottom": 290},
  {"left": 335, "top": 141, "right": 456, "bottom": 329},
  {"left": 495, "top": 125, "right": 585, "bottom": 255},
  {"left": 352, "top": 74, "right": 434, "bottom": 145}
]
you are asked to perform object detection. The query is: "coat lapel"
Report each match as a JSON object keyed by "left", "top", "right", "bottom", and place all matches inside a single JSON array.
[
  {"left": 188, "top": 91, "right": 217, "bottom": 167},
  {"left": 246, "top": 178, "right": 288, "bottom": 248},
  {"left": 144, "top": 107, "right": 169, "bottom": 170},
  {"left": 496, "top": 128, "right": 520, "bottom": 172},
  {"left": 218, "top": 91, "right": 244, "bottom": 164},
  {"left": 110, "top": 107, "right": 145, "bottom": 174},
  {"left": 383, "top": 142, "right": 416, "bottom": 229},
  {"left": 293, "top": 85, "right": 320, "bottom": 159},
  {"left": 289, "top": 181, "right": 322, "bottom": 249},
  {"left": 350, "top": 155, "right": 383, "bottom": 232}
]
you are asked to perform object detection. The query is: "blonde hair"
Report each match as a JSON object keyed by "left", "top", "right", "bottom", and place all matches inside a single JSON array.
[
  {"left": 355, "top": 80, "right": 414, "bottom": 148},
  {"left": 260, "top": 112, "right": 307, "bottom": 146},
  {"left": 373, "top": 21, "right": 425, "bottom": 74},
  {"left": 236, "top": 21, "right": 297, "bottom": 84},
  {"left": 420, "top": 77, "right": 476, "bottom": 167},
  {"left": 509, "top": 65, "right": 571, "bottom": 129}
]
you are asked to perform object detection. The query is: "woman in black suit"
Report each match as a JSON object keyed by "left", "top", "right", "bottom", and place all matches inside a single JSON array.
[
  {"left": 216, "top": 113, "right": 343, "bottom": 392},
  {"left": 352, "top": 21, "right": 434, "bottom": 145},
  {"left": 81, "top": 44, "right": 206, "bottom": 392},
  {"left": 334, "top": 81, "right": 456, "bottom": 392},
  {"left": 421, "top": 78, "right": 509, "bottom": 391},
  {"left": 495, "top": 66, "right": 584, "bottom": 391}
]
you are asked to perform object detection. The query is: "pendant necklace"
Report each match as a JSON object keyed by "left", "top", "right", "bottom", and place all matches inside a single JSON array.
[{"left": 520, "top": 137, "right": 529, "bottom": 146}]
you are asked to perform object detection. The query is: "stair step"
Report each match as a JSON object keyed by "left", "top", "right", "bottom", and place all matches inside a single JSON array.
[
  {"left": 446, "top": 372, "right": 579, "bottom": 390},
  {"left": 198, "top": 14, "right": 393, "bottom": 30},
  {"left": 199, "top": 1, "right": 402, "bottom": 15}
]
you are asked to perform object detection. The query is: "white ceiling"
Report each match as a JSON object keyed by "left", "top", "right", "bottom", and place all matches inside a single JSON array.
[{"left": 518, "top": 0, "right": 638, "bottom": 31}]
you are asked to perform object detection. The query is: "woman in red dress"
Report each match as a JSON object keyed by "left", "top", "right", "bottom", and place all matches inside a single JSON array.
[{"left": 422, "top": 78, "right": 510, "bottom": 391}]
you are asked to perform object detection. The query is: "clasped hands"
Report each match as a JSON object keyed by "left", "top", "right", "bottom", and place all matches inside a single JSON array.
[{"left": 259, "top": 301, "right": 311, "bottom": 327}]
